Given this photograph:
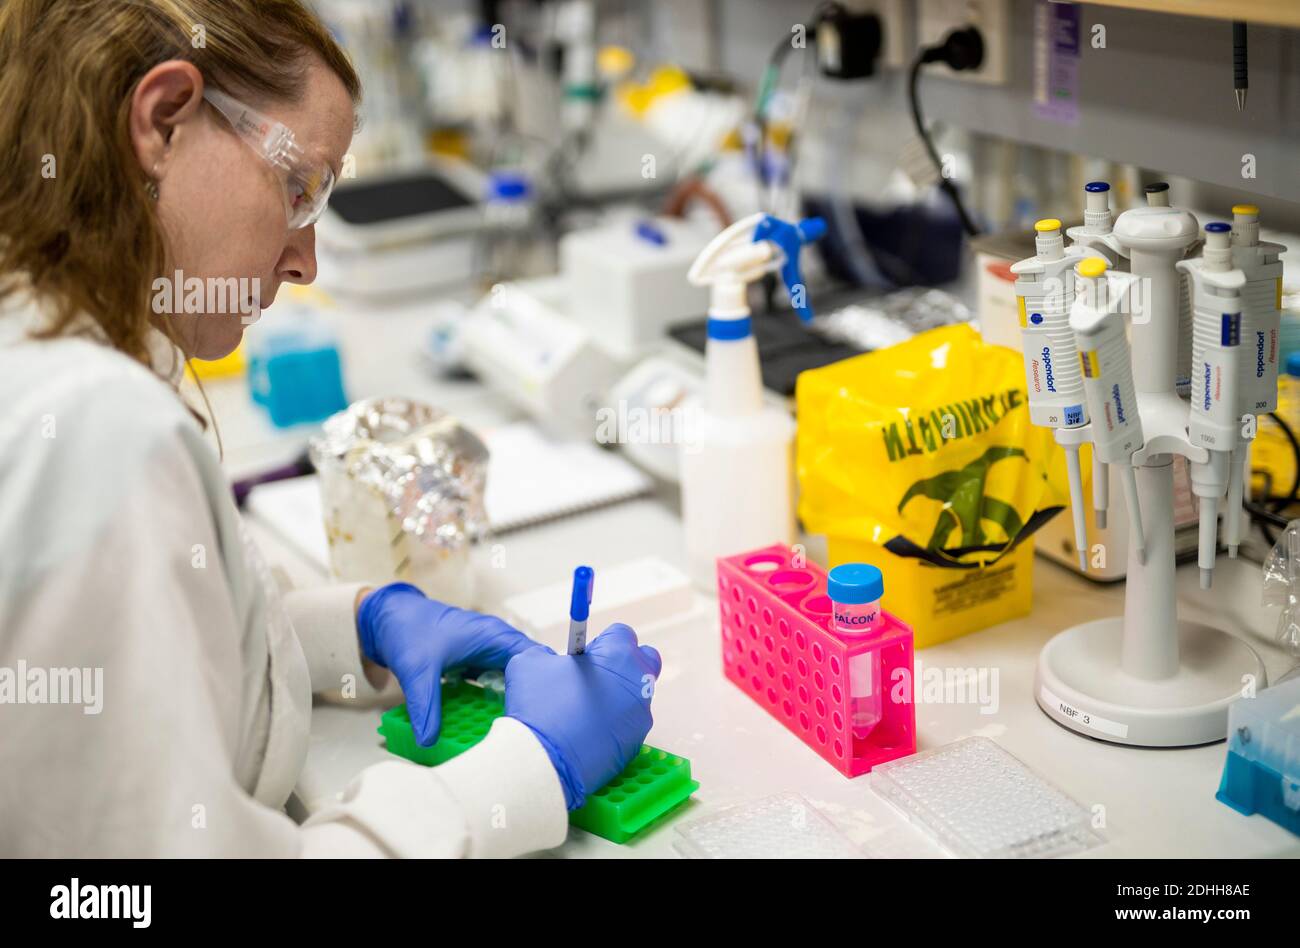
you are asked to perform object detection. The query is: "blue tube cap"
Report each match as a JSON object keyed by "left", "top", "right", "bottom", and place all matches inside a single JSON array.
[
  {"left": 1287, "top": 352, "right": 1300, "bottom": 378},
  {"left": 1205, "top": 222, "right": 1231, "bottom": 234},
  {"left": 1084, "top": 181, "right": 1110, "bottom": 193},
  {"left": 827, "top": 563, "right": 884, "bottom": 604}
]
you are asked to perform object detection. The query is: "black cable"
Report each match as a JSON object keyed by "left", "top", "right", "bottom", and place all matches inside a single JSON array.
[
  {"left": 1246, "top": 500, "right": 1291, "bottom": 531},
  {"left": 907, "top": 29, "right": 984, "bottom": 238},
  {"left": 753, "top": 31, "right": 808, "bottom": 212},
  {"left": 752, "top": 3, "right": 847, "bottom": 211}
]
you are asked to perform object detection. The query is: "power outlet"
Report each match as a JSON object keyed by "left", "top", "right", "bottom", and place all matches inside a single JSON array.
[
  {"left": 833, "top": 0, "right": 910, "bottom": 71},
  {"left": 916, "top": 0, "right": 1008, "bottom": 84}
]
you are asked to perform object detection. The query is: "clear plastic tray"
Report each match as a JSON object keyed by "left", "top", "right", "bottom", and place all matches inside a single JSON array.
[
  {"left": 673, "top": 792, "right": 865, "bottom": 859},
  {"left": 1226, "top": 675, "right": 1300, "bottom": 781},
  {"left": 869, "top": 737, "right": 1103, "bottom": 858}
]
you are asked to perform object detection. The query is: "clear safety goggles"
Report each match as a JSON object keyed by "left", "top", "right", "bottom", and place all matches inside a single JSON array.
[{"left": 202, "top": 86, "right": 335, "bottom": 230}]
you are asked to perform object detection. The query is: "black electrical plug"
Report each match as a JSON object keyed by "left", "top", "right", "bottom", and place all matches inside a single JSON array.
[
  {"left": 909, "top": 26, "right": 986, "bottom": 237},
  {"left": 920, "top": 26, "right": 985, "bottom": 73},
  {"left": 814, "top": 2, "right": 883, "bottom": 80}
]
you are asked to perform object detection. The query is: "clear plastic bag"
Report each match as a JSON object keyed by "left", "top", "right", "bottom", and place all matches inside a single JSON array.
[{"left": 1261, "top": 520, "right": 1300, "bottom": 657}]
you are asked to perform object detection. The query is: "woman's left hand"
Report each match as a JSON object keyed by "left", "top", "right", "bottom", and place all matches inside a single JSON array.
[{"left": 356, "top": 583, "right": 539, "bottom": 746}]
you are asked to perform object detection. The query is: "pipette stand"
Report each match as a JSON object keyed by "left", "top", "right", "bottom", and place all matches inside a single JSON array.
[{"left": 1033, "top": 207, "right": 1266, "bottom": 747}]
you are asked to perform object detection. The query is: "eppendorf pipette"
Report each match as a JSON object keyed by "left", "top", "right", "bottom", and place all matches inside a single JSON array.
[
  {"left": 1012, "top": 219, "right": 1095, "bottom": 570},
  {"left": 1070, "top": 257, "right": 1147, "bottom": 564}
]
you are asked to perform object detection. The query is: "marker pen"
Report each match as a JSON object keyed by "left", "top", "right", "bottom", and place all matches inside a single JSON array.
[{"left": 567, "top": 565, "right": 594, "bottom": 655}]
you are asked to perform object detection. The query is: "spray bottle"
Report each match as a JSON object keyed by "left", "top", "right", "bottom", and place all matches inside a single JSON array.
[
  {"left": 681, "top": 212, "right": 826, "bottom": 585},
  {"left": 1070, "top": 257, "right": 1147, "bottom": 564},
  {"left": 1225, "top": 204, "right": 1286, "bottom": 556},
  {"left": 1012, "top": 218, "right": 1097, "bottom": 570},
  {"left": 1177, "top": 222, "right": 1245, "bottom": 588}
]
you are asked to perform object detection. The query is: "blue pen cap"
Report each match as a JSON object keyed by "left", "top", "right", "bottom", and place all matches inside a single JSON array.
[
  {"left": 487, "top": 170, "right": 530, "bottom": 202},
  {"left": 634, "top": 220, "right": 667, "bottom": 246},
  {"left": 570, "top": 566, "right": 594, "bottom": 621},
  {"left": 827, "top": 563, "right": 883, "bottom": 605}
]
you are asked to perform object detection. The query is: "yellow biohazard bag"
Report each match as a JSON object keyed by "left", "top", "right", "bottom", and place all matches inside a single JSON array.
[{"left": 796, "top": 324, "right": 1066, "bottom": 648}]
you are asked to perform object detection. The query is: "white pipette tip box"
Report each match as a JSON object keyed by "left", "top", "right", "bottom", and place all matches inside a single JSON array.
[
  {"left": 502, "top": 556, "right": 695, "bottom": 647},
  {"left": 869, "top": 737, "right": 1104, "bottom": 859},
  {"left": 672, "top": 792, "right": 866, "bottom": 859}
]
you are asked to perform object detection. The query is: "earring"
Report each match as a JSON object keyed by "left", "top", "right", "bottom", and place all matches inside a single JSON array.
[{"left": 145, "top": 179, "right": 159, "bottom": 201}]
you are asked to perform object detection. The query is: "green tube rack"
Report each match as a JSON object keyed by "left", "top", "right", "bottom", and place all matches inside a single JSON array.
[{"left": 377, "top": 680, "right": 699, "bottom": 845}]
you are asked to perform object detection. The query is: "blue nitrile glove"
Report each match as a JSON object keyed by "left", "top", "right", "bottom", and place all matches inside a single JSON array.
[
  {"left": 504, "top": 624, "right": 662, "bottom": 810},
  {"left": 357, "top": 582, "right": 538, "bottom": 746}
]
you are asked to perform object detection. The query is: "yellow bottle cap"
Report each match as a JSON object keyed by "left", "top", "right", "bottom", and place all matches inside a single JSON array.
[
  {"left": 598, "top": 45, "right": 635, "bottom": 79},
  {"left": 1232, "top": 203, "right": 1259, "bottom": 216},
  {"left": 1034, "top": 218, "right": 1062, "bottom": 233},
  {"left": 1077, "top": 257, "right": 1107, "bottom": 279}
]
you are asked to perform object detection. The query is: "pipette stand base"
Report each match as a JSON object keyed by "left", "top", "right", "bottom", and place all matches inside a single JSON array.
[{"left": 1035, "top": 617, "right": 1265, "bottom": 747}]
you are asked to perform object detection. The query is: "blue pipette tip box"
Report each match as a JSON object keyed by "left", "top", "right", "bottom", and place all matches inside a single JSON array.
[{"left": 1216, "top": 676, "right": 1300, "bottom": 836}]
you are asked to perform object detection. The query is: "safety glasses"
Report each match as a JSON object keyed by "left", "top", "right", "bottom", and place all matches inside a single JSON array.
[{"left": 202, "top": 85, "right": 335, "bottom": 230}]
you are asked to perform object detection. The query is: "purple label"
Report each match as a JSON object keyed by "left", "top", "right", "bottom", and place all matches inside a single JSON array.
[{"left": 1033, "top": 0, "right": 1080, "bottom": 125}]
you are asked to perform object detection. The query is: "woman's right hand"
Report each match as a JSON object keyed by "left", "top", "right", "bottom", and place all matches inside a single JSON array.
[{"left": 504, "top": 625, "right": 661, "bottom": 810}]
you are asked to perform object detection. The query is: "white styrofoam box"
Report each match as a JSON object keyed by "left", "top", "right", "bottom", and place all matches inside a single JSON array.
[
  {"left": 461, "top": 278, "right": 623, "bottom": 439},
  {"left": 604, "top": 354, "right": 705, "bottom": 483},
  {"left": 502, "top": 556, "right": 695, "bottom": 648},
  {"left": 560, "top": 216, "right": 714, "bottom": 359}
]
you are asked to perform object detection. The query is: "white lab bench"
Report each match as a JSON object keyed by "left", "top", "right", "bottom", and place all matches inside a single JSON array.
[{"left": 217, "top": 293, "right": 1300, "bottom": 859}]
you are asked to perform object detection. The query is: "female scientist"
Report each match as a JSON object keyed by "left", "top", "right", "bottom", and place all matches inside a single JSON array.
[{"left": 0, "top": 0, "right": 659, "bottom": 857}]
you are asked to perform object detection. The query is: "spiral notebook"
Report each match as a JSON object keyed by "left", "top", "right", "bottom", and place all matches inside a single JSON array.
[{"left": 246, "top": 421, "right": 653, "bottom": 567}]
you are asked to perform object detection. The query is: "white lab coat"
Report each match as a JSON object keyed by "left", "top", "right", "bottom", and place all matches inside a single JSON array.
[{"left": 0, "top": 290, "right": 568, "bottom": 857}]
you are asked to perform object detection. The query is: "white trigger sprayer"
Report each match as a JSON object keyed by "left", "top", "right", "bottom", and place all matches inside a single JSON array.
[{"left": 679, "top": 212, "right": 826, "bottom": 586}]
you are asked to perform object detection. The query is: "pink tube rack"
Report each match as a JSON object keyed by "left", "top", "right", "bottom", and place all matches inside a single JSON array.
[{"left": 717, "top": 544, "right": 916, "bottom": 777}]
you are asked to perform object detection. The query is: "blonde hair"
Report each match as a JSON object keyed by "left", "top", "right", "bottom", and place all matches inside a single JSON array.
[{"left": 0, "top": 0, "right": 361, "bottom": 369}]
